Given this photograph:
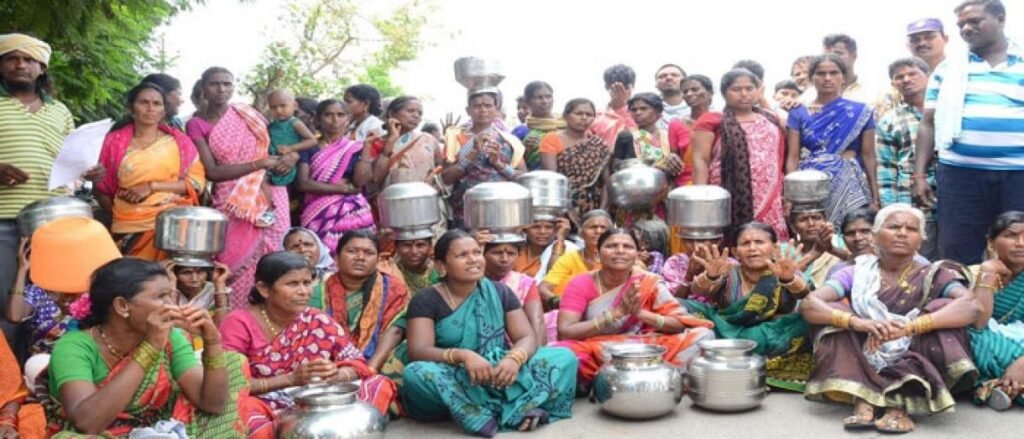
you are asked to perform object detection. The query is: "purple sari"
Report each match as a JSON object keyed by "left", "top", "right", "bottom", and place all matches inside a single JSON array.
[{"left": 300, "top": 138, "right": 375, "bottom": 252}]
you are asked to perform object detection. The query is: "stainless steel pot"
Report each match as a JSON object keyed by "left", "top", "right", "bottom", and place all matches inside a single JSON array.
[
  {"left": 16, "top": 197, "right": 94, "bottom": 237},
  {"left": 516, "top": 170, "right": 569, "bottom": 221},
  {"left": 667, "top": 185, "right": 731, "bottom": 239},
  {"left": 687, "top": 339, "right": 766, "bottom": 412},
  {"left": 593, "top": 343, "right": 684, "bottom": 419},
  {"left": 278, "top": 382, "right": 386, "bottom": 438},
  {"left": 463, "top": 182, "right": 532, "bottom": 243},
  {"left": 154, "top": 207, "right": 228, "bottom": 267},
  {"left": 784, "top": 170, "right": 831, "bottom": 212},
  {"left": 378, "top": 182, "right": 441, "bottom": 241},
  {"left": 607, "top": 163, "right": 669, "bottom": 211},
  {"left": 453, "top": 57, "right": 505, "bottom": 95}
]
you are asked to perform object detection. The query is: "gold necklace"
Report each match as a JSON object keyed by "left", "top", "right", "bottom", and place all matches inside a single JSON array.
[
  {"left": 882, "top": 263, "right": 915, "bottom": 294},
  {"left": 96, "top": 326, "right": 124, "bottom": 359},
  {"left": 438, "top": 283, "right": 459, "bottom": 310},
  {"left": 259, "top": 306, "right": 281, "bottom": 338}
]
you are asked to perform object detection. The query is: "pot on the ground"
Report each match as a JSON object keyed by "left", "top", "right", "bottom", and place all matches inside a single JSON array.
[
  {"left": 687, "top": 339, "right": 766, "bottom": 412},
  {"left": 278, "top": 382, "right": 385, "bottom": 438},
  {"left": 593, "top": 343, "right": 684, "bottom": 419}
]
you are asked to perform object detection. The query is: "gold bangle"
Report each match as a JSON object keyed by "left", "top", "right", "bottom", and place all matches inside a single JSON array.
[
  {"left": 976, "top": 283, "right": 998, "bottom": 291},
  {"left": 592, "top": 317, "right": 603, "bottom": 332},
  {"left": 10, "top": 289, "right": 24, "bottom": 297},
  {"left": 830, "top": 310, "right": 843, "bottom": 328},
  {"left": 203, "top": 352, "right": 227, "bottom": 370},
  {"left": 131, "top": 340, "right": 160, "bottom": 370},
  {"left": 843, "top": 313, "right": 853, "bottom": 329},
  {"left": 655, "top": 314, "right": 666, "bottom": 329}
]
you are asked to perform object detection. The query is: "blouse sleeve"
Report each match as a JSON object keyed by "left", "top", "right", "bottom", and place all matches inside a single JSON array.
[
  {"left": 660, "top": 254, "right": 689, "bottom": 292},
  {"left": 668, "top": 119, "right": 692, "bottom": 152},
  {"left": 542, "top": 252, "right": 576, "bottom": 293},
  {"left": 692, "top": 112, "right": 722, "bottom": 133},
  {"left": 495, "top": 283, "right": 524, "bottom": 312},
  {"left": 185, "top": 118, "right": 210, "bottom": 144},
  {"left": 824, "top": 265, "right": 856, "bottom": 299},
  {"left": 218, "top": 310, "right": 255, "bottom": 355},
  {"left": 786, "top": 107, "right": 806, "bottom": 131},
  {"left": 538, "top": 132, "right": 565, "bottom": 155},
  {"left": 559, "top": 274, "right": 597, "bottom": 315},
  {"left": 169, "top": 329, "right": 199, "bottom": 379},
  {"left": 49, "top": 331, "right": 98, "bottom": 397}
]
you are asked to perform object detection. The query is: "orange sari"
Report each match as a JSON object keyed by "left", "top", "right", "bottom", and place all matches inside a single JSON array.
[{"left": 0, "top": 332, "right": 46, "bottom": 438}]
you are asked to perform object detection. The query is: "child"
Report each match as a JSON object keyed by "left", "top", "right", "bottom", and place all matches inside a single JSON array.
[{"left": 259, "top": 89, "right": 319, "bottom": 227}]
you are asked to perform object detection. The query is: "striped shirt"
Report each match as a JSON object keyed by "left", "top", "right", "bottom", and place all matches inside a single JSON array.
[
  {"left": 0, "top": 92, "right": 75, "bottom": 219},
  {"left": 925, "top": 42, "right": 1024, "bottom": 170}
]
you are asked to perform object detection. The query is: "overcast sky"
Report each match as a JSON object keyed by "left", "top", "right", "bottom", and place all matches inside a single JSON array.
[{"left": 160, "top": 0, "right": 1024, "bottom": 121}]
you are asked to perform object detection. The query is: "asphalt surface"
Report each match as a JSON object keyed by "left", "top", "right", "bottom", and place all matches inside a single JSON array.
[{"left": 384, "top": 391, "right": 1019, "bottom": 438}]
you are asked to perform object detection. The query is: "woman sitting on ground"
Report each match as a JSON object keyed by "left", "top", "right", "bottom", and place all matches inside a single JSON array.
[
  {"left": 475, "top": 232, "right": 557, "bottom": 344},
  {"left": 539, "top": 210, "right": 612, "bottom": 305}
]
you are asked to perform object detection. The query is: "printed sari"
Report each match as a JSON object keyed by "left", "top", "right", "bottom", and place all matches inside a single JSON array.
[
  {"left": 788, "top": 97, "right": 875, "bottom": 227},
  {"left": 448, "top": 132, "right": 525, "bottom": 228},
  {"left": 514, "top": 116, "right": 566, "bottom": 170},
  {"left": 22, "top": 284, "right": 77, "bottom": 355},
  {"left": 401, "top": 279, "right": 577, "bottom": 435},
  {"left": 551, "top": 134, "right": 611, "bottom": 226},
  {"left": 189, "top": 105, "right": 288, "bottom": 309},
  {"left": 380, "top": 131, "right": 444, "bottom": 188},
  {"left": 970, "top": 272, "right": 1024, "bottom": 405},
  {"left": 805, "top": 259, "right": 977, "bottom": 414},
  {"left": 554, "top": 272, "right": 715, "bottom": 385},
  {"left": 300, "top": 137, "right": 376, "bottom": 253},
  {"left": 0, "top": 331, "right": 45, "bottom": 438},
  {"left": 684, "top": 266, "right": 812, "bottom": 391},
  {"left": 96, "top": 123, "right": 204, "bottom": 261},
  {"left": 500, "top": 270, "right": 559, "bottom": 343},
  {"left": 220, "top": 308, "right": 398, "bottom": 417},
  {"left": 320, "top": 272, "right": 410, "bottom": 359}
]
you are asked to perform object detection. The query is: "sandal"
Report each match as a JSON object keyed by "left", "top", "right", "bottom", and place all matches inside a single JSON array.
[
  {"left": 875, "top": 412, "right": 914, "bottom": 434},
  {"left": 988, "top": 387, "right": 1013, "bottom": 411},
  {"left": 843, "top": 401, "right": 876, "bottom": 430}
]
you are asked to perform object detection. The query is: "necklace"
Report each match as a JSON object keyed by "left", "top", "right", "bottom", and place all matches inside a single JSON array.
[
  {"left": 595, "top": 271, "right": 628, "bottom": 294},
  {"left": 96, "top": 326, "right": 124, "bottom": 359},
  {"left": 882, "top": 262, "right": 916, "bottom": 294},
  {"left": 438, "top": 283, "right": 459, "bottom": 310},
  {"left": 259, "top": 306, "right": 281, "bottom": 338}
]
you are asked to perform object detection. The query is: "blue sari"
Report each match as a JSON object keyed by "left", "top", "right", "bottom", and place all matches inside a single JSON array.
[{"left": 788, "top": 97, "right": 875, "bottom": 227}]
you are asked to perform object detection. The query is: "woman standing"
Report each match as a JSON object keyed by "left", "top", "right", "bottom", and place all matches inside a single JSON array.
[
  {"left": 613, "top": 93, "right": 684, "bottom": 179},
  {"left": 786, "top": 54, "right": 880, "bottom": 227},
  {"left": 538, "top": 99, "right": 612, "bottom": 226},
  {"left": 370, "top": 96, "right": 444, "bottom": 189},
  {"left": 343, "top": 84, "right": 384, "bottom": 141},
  {"left": 186, "top": 67, "right": 290, "bottom": 309},
  {"left": 679, "top": 75, "right": 714, "bottom": 127},
  {"left": 800, "top": 204, "right": 980, "bottom": 434},
  {"left": 402, "top": 231, "right": 577, "bottom": 436},
  {"left": 692, "top": 69, "right": 788, "bottom": 242},
  {"left": 296, "top": 99, "right": 375, "bottom": 252},
  {"left": 96, "top": 82, "right": 205, "bottom": 260},
  {"left": 512, "top": 81, "right": 563, "bottom": 170}
]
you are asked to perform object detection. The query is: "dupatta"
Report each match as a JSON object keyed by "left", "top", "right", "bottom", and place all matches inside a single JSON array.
[
  {"left": 96, "top": 123, "right": 199, "bottom": 198},
  {"left": 323, "top": 272, "right": 409, "bottom": 359}
]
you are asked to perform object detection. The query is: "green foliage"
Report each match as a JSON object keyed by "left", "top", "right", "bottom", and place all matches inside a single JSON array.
[
  {"left": 0, "top": 0, "right": 192, "bottom": 122},
  {"left": 243, "top": 0, "right": 433, "bottom": 108}
]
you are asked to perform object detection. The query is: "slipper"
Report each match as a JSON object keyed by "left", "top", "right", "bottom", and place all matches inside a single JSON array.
[
  {"left": 988, "top": 388, "right": 1013, "bottom": 412},
  {"left": 875, "top": 414, "right": 914, "bottom": 435}
]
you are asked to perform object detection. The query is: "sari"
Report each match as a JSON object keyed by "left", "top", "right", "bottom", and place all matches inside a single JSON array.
[
  {"left": 187, "top": 105, "right": 288, "bottom": 309},
  {"left": 320, "top": 272, "right": 410, "bottom": 359},
  {"left": 219, "top": 308, "right": 399, "bottom": 417},
  {"left": 379, "top": 131, "right": 443, "bottom": 188},
  {"left": 300, "top": 137, "right": 376, "bottom": 253},
  {"left": 684, "top": 266, "right": 812, "bottom": 391},
  {"left": 500, "top": 271, "right": 559, "bottom": 343},
  {"left": 542, "top": 250, "right": 600, "bottom": 297},
  {"left": 539, "top": 133, "right": 611, "bottom": 226},
  {"left": 969, "top": 272, "right": 1024, "bottom": 405},
  {"left": 448, "top": 132, "right": 525, "bottom": 228},
  {"left": 22, "top": 284, "right": 77, "bottom": 355},
  {"left": 401, "top": 279, "right": 577, "bottom": 435},
  {"left": 787, "top": 97, "right": 875, "bottom": 227},
  {"left": 0, "top": 331, "right": 45, "bottom": 438},
  {"left": 96, "top": 124, "right": 204, "bottom": 261},
  {"left": 805, "top": 258, "right": 977, "bottom": 414},
  {"left": 554, "top": 272, "right": 715, "bottom": 385},
  {"left": 514, "top": 116, "right": 566, "bottom": 170}
]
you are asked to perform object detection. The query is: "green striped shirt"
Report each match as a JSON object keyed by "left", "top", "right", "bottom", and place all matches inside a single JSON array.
[{"left": 0, "top": 95, "right": 74, "bottom": 219}]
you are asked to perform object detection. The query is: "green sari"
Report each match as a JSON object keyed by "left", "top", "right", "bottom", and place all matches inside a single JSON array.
[
  {"left": 970, "top": 272, "right": 1024, "bottom": 405},
  {"left": 400, "top": 279, "right": 577, "bottom": 435},
  {"left": 684, "top": 266, "right": 812, "bottom": 391}
]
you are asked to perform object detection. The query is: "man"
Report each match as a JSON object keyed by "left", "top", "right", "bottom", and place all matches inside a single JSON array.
[
  {"left": 916, "top": 0, "right": 1024, "bottom": 264},
  {"left": 654, "top": 63, "right": 688, "bottom": 129},
  {"left": 907, "top": 18, "right": 950, "bottom": 72},
  {"left": 876, "top": 57, "right": 939, "bottom": 260},
  {"left": 590, "top": 64, "right": 637, "bottom": 147}
]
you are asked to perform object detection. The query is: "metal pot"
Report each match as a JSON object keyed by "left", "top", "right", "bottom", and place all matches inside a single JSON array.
[
  {"left": 453, "top": 57, "right": 505, "bottom": 95},
  {"left": 784, "top": 170, "right": 831, "bottom": 212},
  {"left": 593, "top": 343, "right": 684, "bottom": 419},
  {"left": 278, "top": 382, "right": 386, "bottom": 438},
  {"left": 516, "top": 171, "right": 570, "bottom": 221},
  {"left": 378, "top": 182, "right": 441, "bottom": 241},
  {"left": 607, "top": 163, "right": 669, "bottom": 211},
  {"left": 687, "top": 339, "right": 766, "bottom": 412},
  {"left": 154, "top": 207, "right": 228, "bottom": 267},
  {"left": 667, "top": 185, "right": 731, "bottom": 239},
  {"left": 463, "top": 182, "right": 531, "bottom": 243},
  {"left": 16, "top": 197, "right": 94, "bottom": 237}
]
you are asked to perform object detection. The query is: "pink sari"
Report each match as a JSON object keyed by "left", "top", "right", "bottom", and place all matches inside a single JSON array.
[
  {"left": 300, "top": 138, "right": 375, "bottom": 253},
  {"left": 500, "top": 271, "right": 559, "bottom": 343}
]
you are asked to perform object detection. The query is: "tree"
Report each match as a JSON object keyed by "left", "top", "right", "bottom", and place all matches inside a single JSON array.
[
  {"left": 243, "top": 0, "right": 433, "bottom": 109},
  {"left": 0, "top": 1, "right": 194, "bottom": 122},
  {"left": 148, "top": 33, "right": 181, "bottom": 73}
]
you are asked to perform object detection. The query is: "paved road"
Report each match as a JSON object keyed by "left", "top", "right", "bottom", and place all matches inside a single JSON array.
[{"left": 385, "top": 391, "right": 1018, "bottom": 438}]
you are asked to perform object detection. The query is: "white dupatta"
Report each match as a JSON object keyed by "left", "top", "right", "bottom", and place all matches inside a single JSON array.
[{"left": 850, "top": 255, "right": 920, "bottom": 371}]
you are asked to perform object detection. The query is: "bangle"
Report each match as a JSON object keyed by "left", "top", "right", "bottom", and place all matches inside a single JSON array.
[
  {"left": 911, "top": 173, "right": 928, "bottom": 180},
  {"left": 253, "top": 379, "right": 265, "bottom": 394},
  {"left": 592, "top": 316, "right": 604, "bottom": 332},
  {"left": 831, "top": 310, "right": 853, "bottom": 329},
  {"left": 911, "top": 315, "right": 935, "bottom": 335},
  {"left": 131, "top": 340, "right": 160, "bottom": 370},
  {"left": 10, "top": 289, "right": 23, "bottom": 297},
  {"left": 203, "top": 352, "right": 227, "bottom": 370},
  {"left": 655, "top": 314, "right": 666, "bottom": 329}
]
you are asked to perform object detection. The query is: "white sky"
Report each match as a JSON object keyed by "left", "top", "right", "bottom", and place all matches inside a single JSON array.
[{"left": 160, "top": 0, "right": 1024, "bottom": 121}]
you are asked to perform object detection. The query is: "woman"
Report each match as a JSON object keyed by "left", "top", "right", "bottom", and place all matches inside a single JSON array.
[
  {"left": 968, "top": 211, "right": 1024, "bottom": 410},
  {"left": 786, "top": 54, "right": 880, "bottom": 227},
  {"left": 478, "top": 236, "right": 557, "bottom": 344},
  {"left": 613, "top": 93, "right": 684, "bottom": 182},
  {"left": 555, "top": 228, "right": 714, "bottom": 388},
  {"left": 96, "top": 82, "right": 205, "bottom": 260},
  {"left": 665, "top": 74, "right": 713, "bottom": 189},
  {"left": 789, "top": 209, "right": 849, "bottom": 288},
  {"left": 790, "top": 56, "right": 813, "bottom": 92},
  {"left": 379, "top": 236, "right": 439, "bottom": 294},
  {"left": 402, "top": 231, "right": 577, "bottom": 436},
  {"left": 632, "top": 219, "right": 669, "bottom": 274},
  {"left": 219, "top": 252, "right": 398, "bottom": 417},
  {"left": 538, "top": 99, "right": 612, "bottom": 226},
  {"left": 540, "top": 210, "right": 613, "bottom": 301},
  {"left": 296, "top": 99, "right": 375, "bottom": 252},
  {"left": 512, "top": 81, "right": 564, "bottom": 170},
  {"left": 47, "top": 258, "right": 260, "bottom": 437},
  {"left": 680, "top": 75, "right": 714, "bottom": 127},
  {"left": 692, "top": 69, "right": 789, "bottom": 242},
  {"left": 165, "top": 262, "right": 231, "bottom": 322},
  {"left": 187, "top": 67, "right": 290, "bottom": 309},
  {"left": 318, "top": 231, "right": 409, "bottom": 372},
  {"left": 370, "top": 96, "right": 444, "bottom": 189},
  {"left": 684, "top": 223, "right": 815, "bottom": 391},
  {"left": 827, "top": 209, "right": 877, "bottom": 278},
  {"left": 344, "top": 84, "right": 384, "bottom": 141},
  {"left": 0, "top": 331, "right": 45, "bottom": 438},
  {"left": 800, "top": 204, "right": 980, "bottom": 434},
  {"left": 282, "top": 227, "right": 335, "bottom": 303},
  {"left": 662, "top": 234, "right": 734, "bottom": 301}
]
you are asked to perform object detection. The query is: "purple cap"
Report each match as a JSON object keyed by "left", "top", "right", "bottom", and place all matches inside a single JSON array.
[{"left": 907, "top": 18, "right": 944, "bottom": 35}]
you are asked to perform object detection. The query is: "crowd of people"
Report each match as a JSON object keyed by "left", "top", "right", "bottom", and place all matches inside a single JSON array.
[{"left": 0, "top": 0, "right": 1021, "bottom": 436}]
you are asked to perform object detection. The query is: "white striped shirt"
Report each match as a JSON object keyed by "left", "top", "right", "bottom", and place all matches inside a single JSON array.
[{"left": 0, "top": 92, "right": 75, "bottom": 219}]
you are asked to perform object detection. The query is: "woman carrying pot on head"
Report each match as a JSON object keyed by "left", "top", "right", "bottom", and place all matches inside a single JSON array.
[
  {"left": 800, "top": 204, "right": 980, "bottom": 434},
  {"left": 474, "top": 231, "right": 557, "bottom": 345},
  {"left": 515, "top": 217, "right": 578, "bottom": 282},
  {"left": 163, "top": 260, "right": 232, "bottom": 326},
  {"left": 538, "top": 99, "right": 612, "bottom": 226},
  {"left": 540, "top": 210, "right": 613, "bottom": 307},
  {"left": 95, "top": 82, "right": 206, "bottom": 261},
  {"left": 218, "top": 251, "right": 399, "bottom": 418},
  {"left": 47, "top": 258, "right": 263, "bottom": 437},
  {"left": 554, "top": 228, "right": 715, "bottom": 390},
  {"left": 401, "top": 230, "right": 577, "bottom": 437},
  {"left": 683, "top": 222, "right": 815, "bottom": 391}
]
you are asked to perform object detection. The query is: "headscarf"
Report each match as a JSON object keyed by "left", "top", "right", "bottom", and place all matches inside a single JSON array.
[
  {"left": 284, "top": 227, "right": 336, "bottom": 278},
  {"left": 0, "top": 33, "right": 51, "bottom": 65}
]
